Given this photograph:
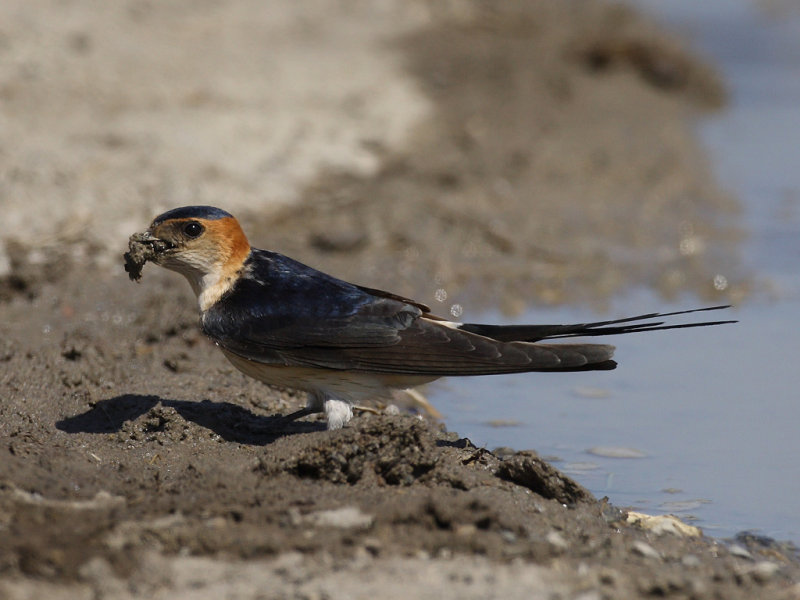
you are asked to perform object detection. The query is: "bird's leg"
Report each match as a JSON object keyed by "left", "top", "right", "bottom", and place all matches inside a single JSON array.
[
  {"left": 323, "top": 397, "right": 353, "bottom": 430},
  {"left": 305, "top": 389, "right": 353, "bottom": 430},
  {"left": 277, "top": 389, "right": 326, "bottom": 424},
  {"left": 401, "top": 388, "right": 443, "bottom": 419},
  {"left": 278, "top": 406, "right": 316, "bottom": 423},
  {"left": 278, "top": 390, "right": 353, "bottom": 430}
]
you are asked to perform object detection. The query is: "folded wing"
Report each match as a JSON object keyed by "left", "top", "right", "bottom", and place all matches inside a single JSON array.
[{"left": 201, "top": 250, "right": 618, "bottom": 375}]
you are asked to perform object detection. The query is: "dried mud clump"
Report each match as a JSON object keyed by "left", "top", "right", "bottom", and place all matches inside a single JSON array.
[
  {"left": 262, "top": 416, "right": 439, "bottom": 485},
  {"left": 123, "top": 233, "right": 170, "bottom": 282},
  {"left": 496, "top": 450, "right": 593, "bottom": 505}
]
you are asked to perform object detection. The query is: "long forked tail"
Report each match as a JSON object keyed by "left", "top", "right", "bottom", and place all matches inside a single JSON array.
[{"left": 458, "top": 305, "right": 736, "bottom": 343}]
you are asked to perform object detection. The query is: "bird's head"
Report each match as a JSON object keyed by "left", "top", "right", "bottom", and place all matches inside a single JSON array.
[{"left": 137, "top": 205, "right": 251, "bottom": 307}]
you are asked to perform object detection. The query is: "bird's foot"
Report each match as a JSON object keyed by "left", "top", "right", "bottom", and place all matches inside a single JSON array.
[
  {"left": 324, "top": 399, "right": 353, "bottom": 430},
  {"left": 400, "top": 388, "right": 443, "bottom": 419}
]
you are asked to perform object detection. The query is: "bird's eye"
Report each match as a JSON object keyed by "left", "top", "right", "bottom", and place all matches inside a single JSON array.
[{"left": 183, "top": 222, "right": 204, "bottom": 238}]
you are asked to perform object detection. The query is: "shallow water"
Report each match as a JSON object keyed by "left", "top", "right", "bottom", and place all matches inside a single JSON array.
[{"left": 437, "top": 0, "right": 800, "bottom": 542}]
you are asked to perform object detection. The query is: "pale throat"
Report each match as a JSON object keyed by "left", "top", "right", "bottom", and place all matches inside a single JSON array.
[
  {"left": 182, "top": 267, "right": 237, "bottom": 312},
  {"left": 201, "top": 270, "right": 239, "bottom": 312}
]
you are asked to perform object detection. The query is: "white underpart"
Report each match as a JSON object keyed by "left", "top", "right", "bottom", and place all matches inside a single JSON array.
[{"left": 221, "top": 350, "right": 437, "bottom": 429}]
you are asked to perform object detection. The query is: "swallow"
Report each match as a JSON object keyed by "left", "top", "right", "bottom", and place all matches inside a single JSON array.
[{"left": 126, "top": 205, "right": 736, "bottom": 430}]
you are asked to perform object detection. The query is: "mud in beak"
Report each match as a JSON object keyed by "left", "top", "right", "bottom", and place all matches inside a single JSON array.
[{"left": 123, "top": 231, "right": 174, "bottom": 281}]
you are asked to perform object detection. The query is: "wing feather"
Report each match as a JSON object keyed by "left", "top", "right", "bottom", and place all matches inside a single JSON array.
[{"left": 200, "top": 251, "right": 615, "bottom": 375}]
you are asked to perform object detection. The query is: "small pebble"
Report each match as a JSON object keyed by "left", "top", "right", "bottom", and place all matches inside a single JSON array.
[
  {"left": 500, "top": 529, "right": 517, "bottom": 543},
  {"left": 546, "top": 530, "right": 568, "bottom": 551},
  {"left": 728, "top": 544, "right": 753, "bottom": 560},
  {"left": 492, "top": 446, "right": 516, "bottom": 459},
  {"left": 751, "top": 561, "right": 780, "bottom": 583},
  {"left": 598, "top": 567, "right": 618, "bottom": 585},
  {"left": 626, "top": 511, "right": 702, "bottom": 537},
  {"left": 362, "top": 537, "right": 382, "bottom": 553},
  {"left": 631, "top": 540, "right": 661, "bottom": 560},
  {"left": 303, "top": 506, "right": 373, "bottom": 529},
  {"left": 681, "top": 554, "right": 701, "bottom": 568},
  {"left": 455, "top": 524, "right": 477, "bottom": 537}
]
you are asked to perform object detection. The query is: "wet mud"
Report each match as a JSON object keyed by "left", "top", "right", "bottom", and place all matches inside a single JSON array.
[{"left": 0, "top": 1, "right": 792, "bottom": 598}]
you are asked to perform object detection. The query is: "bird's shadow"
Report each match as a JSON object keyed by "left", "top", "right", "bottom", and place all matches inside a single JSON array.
[{"left": 55, "top": 394, "right": 324, "bottom": 446}]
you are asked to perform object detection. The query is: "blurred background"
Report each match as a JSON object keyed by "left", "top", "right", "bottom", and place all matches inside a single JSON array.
[
  {"left": 1, "top": 0, "right": 797, "bottom": 541},
  {"left": 440, "top": 0, "right": 800, "bottom": 542}
]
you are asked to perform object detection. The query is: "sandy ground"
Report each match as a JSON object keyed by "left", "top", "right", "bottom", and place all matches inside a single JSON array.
[{"left": 1, "top": 1, "right": 797, "bottom": 598}]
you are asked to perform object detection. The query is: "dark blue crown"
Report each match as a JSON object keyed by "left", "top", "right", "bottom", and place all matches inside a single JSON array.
[{"left": 151, "top": 205, "right": 233, "bottom": 225}]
